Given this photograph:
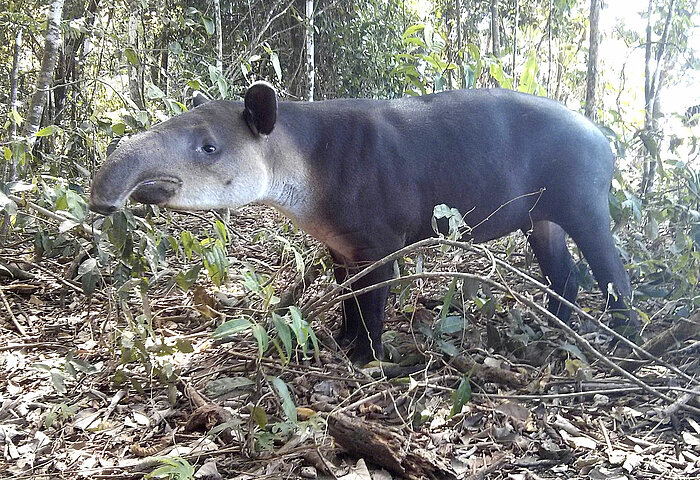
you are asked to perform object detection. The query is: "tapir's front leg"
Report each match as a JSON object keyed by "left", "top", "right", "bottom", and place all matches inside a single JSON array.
[{"left": 331, "top": 255, "right": 394, "bottom": 363}]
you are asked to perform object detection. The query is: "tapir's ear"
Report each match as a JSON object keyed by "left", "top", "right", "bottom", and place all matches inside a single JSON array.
[
  {"left": 244, "top": 81, "right": 277, "bottom": 135},
  {"left": 192, "top": 90, "right": 210, "bottom": 107}
]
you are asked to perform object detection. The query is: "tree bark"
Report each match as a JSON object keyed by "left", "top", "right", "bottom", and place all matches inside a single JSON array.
[
  {"left": 490, "top": 0, "right": 500, "bottom": 57},
  {"left": 455, "top": 0, "right": 465, "bottom": 88},
  {"left": 23, "top": 0, "right": 66, "bottom": 142},
  {"left": 547, "top": 0, "right": 553, "bottom": 95},
  {"left": 10, "top": 30, "right": 22, "bottom": 140},
  {"left": 585, "top": 0, "right": 601, "bottom": 121},
  {"left": 213, "top": 0, "right": 223, "bottom": 72},
  {"left": 641, "top": 0, "right": 677, "bottom": 197},
  {"left": 512, "top": 0, "right": 519, "bottom": 79},
  {"left": 128, "top": 4, "right": 144, "bottom": 110},
  {"left": 305, "top": 0, "right": 315, "bottom": 101}
]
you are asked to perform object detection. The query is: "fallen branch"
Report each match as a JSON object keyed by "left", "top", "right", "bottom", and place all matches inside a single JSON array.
[{"left": 327, "top": 411, "right": 457, "bottom": 480}]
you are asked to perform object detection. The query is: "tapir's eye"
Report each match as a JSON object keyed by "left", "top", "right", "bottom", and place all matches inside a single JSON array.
[{"left": 201, "top": 144, "right": 217, "bottom": 154}]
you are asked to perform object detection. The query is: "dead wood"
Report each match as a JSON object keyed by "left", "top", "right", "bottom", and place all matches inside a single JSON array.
[
  {"left": 327, "top": 412, "right": 457, "bottom": 480},
  {"left": 450, "top": 353, "right": 527, "bottom": 386},
  {"left": 620, "top": 312, "right": 700, "bottom": 371}
]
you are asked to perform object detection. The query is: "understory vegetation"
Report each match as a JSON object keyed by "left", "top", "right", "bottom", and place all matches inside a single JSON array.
[{"left": 0, "top": 1, "right": 699, "bottom": 479}]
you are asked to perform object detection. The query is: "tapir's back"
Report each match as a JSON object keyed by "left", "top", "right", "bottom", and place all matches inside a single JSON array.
[{"left": 280, "top": 89, "right": 615, "bottom": 244}]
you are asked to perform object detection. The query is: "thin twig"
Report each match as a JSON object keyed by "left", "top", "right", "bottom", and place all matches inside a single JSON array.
[{"left": 0, "top": 288, "right": 28, "bottom": 337}]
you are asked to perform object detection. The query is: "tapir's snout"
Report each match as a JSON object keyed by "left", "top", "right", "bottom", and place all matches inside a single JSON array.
[
  {"left": 89, "top": 175, "right": 183, "bottom": 215},
  {"left": 88, "top": 201, "right": 119, "bottom": 216}
]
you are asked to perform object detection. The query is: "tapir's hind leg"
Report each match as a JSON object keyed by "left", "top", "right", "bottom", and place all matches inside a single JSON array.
[
  {"left": 561, "top": 210, "right": 637, "bottom": 329},
  {"left": 525, "top": 221, "right": 579, "bottom": 321}
]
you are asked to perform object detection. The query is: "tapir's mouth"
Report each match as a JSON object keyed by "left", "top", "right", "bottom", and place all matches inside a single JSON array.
[{"left": 130, "top": 176, "right": 183, "bottom": 206}]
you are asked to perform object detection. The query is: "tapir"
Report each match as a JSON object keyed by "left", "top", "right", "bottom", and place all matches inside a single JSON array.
[{"left": 89, "top": 82, "right": 636, "bottom": 363}]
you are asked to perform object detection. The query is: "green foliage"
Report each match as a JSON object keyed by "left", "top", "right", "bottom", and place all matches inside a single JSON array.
[
  {"left": 450, "top": 376, "right": 472, "bottom": 417},
  {"left": 145, "top": 457, "right": 195, "bottom": 480},
  {"left": 33, "top": 351, "right": 98, "bottom": 395},
  {"left": 214, "top": 307, "right": 319, "bottom": 363}
]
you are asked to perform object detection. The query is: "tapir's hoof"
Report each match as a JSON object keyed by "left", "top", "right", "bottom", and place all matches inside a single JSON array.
[
  {"left": 609, "top": 309, "right": 641, "bottom": 341},
  {"left": 349, "top": 343, "right": 384, "bottom": 366},
  {"left": 334, "top": 330, "right": 357, "bottom": 348}
]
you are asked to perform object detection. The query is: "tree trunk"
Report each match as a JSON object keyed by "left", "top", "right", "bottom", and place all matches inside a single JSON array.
[
  {"left": 23, "top": 0, "right": 66, "bottom": 142},
  {"left": 490, "top": 0, "right": 500, "bottom": 57},
  {"left": 5, "top": 29, "right": 23, "bottom": 181},
  {"left": 455, "top": 0, "right": 465, "bottom": 88},
  {"left": 512, "top": 0, "right": 519, "bottom": 79},
  {"left": 128, "top": 5, "right": 144, "bottom": 110},
  {"left": 305, "top": 0, "right": 315, "bottom": 101},
  {"left": 213, "top": 0, "right": 223, "bottom": 72},
  {"left": 641, "top": 0, "right": 677, "bottom": 197},
  {"left": 585, "top": 0, "right": 601, "bottom": 121},
  {"left": 547, "top": 0, "right": 553, "bottom": 95},
  {"left": 10, "top": 30, "right": 21, "bottom": 140}
]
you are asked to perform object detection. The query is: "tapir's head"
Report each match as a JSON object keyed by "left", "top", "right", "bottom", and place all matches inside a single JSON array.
[{"left": 89, "top": 82, "right": 279, "bottom": 215}]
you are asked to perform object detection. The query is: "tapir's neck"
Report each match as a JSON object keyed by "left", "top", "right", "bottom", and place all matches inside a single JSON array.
[{"left": 258, "top": 106, "right": 319, "bottom": 222}]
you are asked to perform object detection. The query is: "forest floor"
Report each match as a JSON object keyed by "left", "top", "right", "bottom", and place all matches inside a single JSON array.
[{"left": 0, "top": 204, "right": 699, "bottom": 480}]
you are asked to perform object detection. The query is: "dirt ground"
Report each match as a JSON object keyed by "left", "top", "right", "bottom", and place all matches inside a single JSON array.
[{"left": 1, "top": 204, "right": 699, "bottom": 479}]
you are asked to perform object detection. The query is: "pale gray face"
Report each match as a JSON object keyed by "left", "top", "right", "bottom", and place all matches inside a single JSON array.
[{"left": 89, "top": 100, "right": 270, "bottom": 215}]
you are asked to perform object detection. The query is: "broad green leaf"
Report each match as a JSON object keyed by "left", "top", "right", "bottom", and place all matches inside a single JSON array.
[
  {"left": 268, "top": 376, "right": 297, "bottom": 423},
  {"left": 36, "top": 125, "right": 59, "bottom": 137},
  {"left": 174, "top": 265, "right": 201, "bottom": 290},
  {"left": 213, "top": 318, "right": 252, "bottom": 340},
  {"left": 450, "top": 376, "right": 472, "bottom": 417},
  {"left": 270, "top": 52, "right": 282, "bottom": 81},
  {"left": 111, "top": 122, "right": 126, "bottom": 136},
  {"left": 252, "top": 406, "right": 268, "bottom": 429},
  {"left": 251, "top": 323, "right": 269, "bottom": 357},
  {"left": 77, "top": 258, "right": 97, "bottom": 277},
  {"left": 146, "top": 84, "right": 165, "bottom": 99},
  {"left": 124, "top": 47, "right": 138, "bottom": 65},
  {"left": 203, "top": 16, "right": 215, "bottom": 35},
  {"left": 205, "top": 376, "right": 254, "bottom": 397},
  {"left": 272, "top": 313, "right": 292, "bottom": 358},
  {"left": 9, "top": 109, "right": 23, "bottom": 125}
]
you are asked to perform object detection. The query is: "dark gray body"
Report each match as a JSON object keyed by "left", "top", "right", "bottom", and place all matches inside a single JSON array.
[{"left": 90, "top": 84, "right": 635, "bottom": 362}]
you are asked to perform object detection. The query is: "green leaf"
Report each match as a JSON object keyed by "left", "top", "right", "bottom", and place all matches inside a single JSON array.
[
  {"left": 203, "top": 16, "right": 215, "bottom": 35},
  {"left": 124, "top": 47, "right": 138, "bottom": 65},
  {"left": 187, "top": 80, "right": 202, "bottom": 91},
  {"left": 517, "top": 52, "right": 539, "bottom": 94},
  {"left": 144, "top": 457, "right": 195, "bottom": 480},
  {"left": 272, "top": 313, "right": 292, "bottom": 358},
  {"left": 267, "top": 376, "right": 297, "bottom": 423},
  {"left": 252, "top": 406, "right": 268, "bottom": 429},
  {"left": 437, "top": 315, "right": 466, "bottom": 335},
  {"left": 213, "top": 318, "right": 252, "bottom": 341},
  {"left": 251, "top": 323, "right": 269, "bottom": 357},
  {"left": 146, "top": 84, "right": 165, "bottom": 99},
  {"left": 205, "top": 376, "right": 255, "bottom": 397},
  {"left": 77, "top": 258, "right": 97, "bottom": 277},
  {"left": 9, "top": 109, "right": 23, "bottom": 125},
  {"left": 270, "top": 52, "right": 282, "bottom": 81},
  {"left": 440, "top": 279, "right": 457, "bottom": 321},
  {"left": 174, "top": 265, "right": 201, "bottom": 290},
  {"left": 51, "top": 369, "right": 67, "bottom": 395},
  {"left": 214, "top": 220, "right": 227, "bottom": 243},
  {"left": 403, "top": 23, "right": 425, "bottom": 38},
  {"left": 450, "top": 376, "right": 472, "bottom": 417},
  {"left": 111, "top": 122, "right": 126, "bottom": 136},
  {"left": 36, "top": 125, "right": 59, "bottom": 137}
]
